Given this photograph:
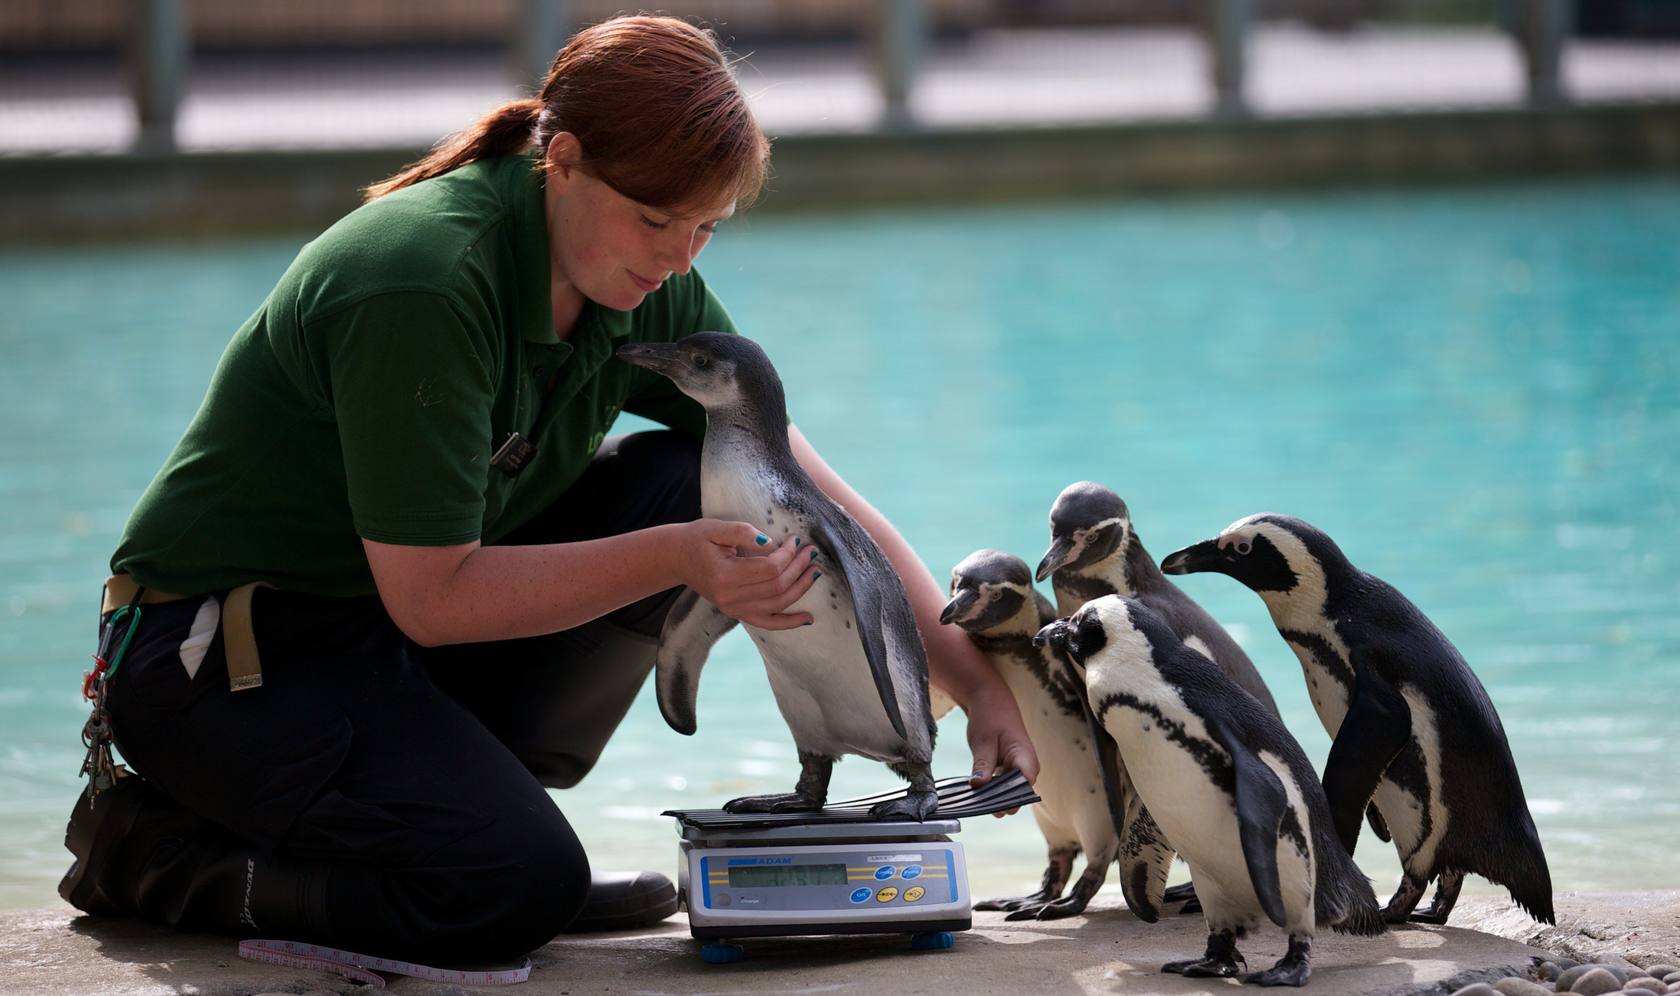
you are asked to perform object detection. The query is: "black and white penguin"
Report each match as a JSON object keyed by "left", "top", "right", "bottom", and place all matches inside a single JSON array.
[
  {"left": 1161, "top": 514, "right": 1555, "bottom": 925},
  {"left": 1037, "top": 482, "right": 1281, "bottom": 716},
  {"left": 942, "top": 549, "right": 1171, "bottom": 920},
  {"left": 1037, "top": 595, "right": 1385, "bottom": 987},
  {"left": 616, "top": 333, "right": 938, "bottom": 821}
]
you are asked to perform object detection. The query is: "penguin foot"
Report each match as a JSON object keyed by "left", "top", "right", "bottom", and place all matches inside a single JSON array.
[
  {"left": 1162, "top": 956, "right": 1245, "bottom": 978},
  {"left": 1242, "top": 962, "right": 1311, "bottom": 987},
  {"left": 974, "top": 892, "right": 1055, "bottom": 913},
  {"left": 867, "top": 788, "right": 939, "bottom": 822},
  {"left": 1014, "top": 894, "right": 1092, "bottom": 921},
  {"left": 1406, "top": 904, "right": 1452, "bottom": 925},
  {"left": 1178, "top": 897, "right": 1203, "bottom": 916},
  {"left": 723, "top": 791, "right": 824, "bottom": 814},
  {"left": 1243, "top": 935, "right": 1311, "bottom": 987},
  {"left": 1163, "top": 882, "right": 1197, "bottom": 904}
]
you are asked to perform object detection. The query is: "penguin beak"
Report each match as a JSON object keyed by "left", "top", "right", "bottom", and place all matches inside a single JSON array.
[
  {"left": 1033, "top": 618, "right": 1072, "bottom": 653},
  {"left": 939, "top": 589, "right": 979, "bottom": 626},
  {"left": 615, "top": 342, "right": 683, "bottom": 377},
  {"left": 1035, "top": 535, "right": 1075, "bottom": 582},
  {"left": 1160, "top": 538, "right": 1222, "bottom": 576}
]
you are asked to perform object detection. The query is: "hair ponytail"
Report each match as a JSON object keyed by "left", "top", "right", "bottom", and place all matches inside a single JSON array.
[
  {"left": 363, "top": 16, "right": 768, "bottom": 210},
  {"left": 363, "top": 98, "right": 544, "bottom": 201}
]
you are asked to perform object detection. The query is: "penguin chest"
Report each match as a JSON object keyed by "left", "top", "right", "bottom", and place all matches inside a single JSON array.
[
  {"left": 997, "top": 661, "right": 1114, "bottom": 854},
  {"left": 1281, "top": 629, "right": 1354, "bottom": 736},
  {"left": 698, "top": 461, "right": 905, "bottom": 760}
]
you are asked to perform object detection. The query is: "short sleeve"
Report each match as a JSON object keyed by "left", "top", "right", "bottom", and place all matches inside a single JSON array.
[
  {"left": 622, "top": 275, "right": 739, "bottom": 436},
  {"left": 320, "top": 292, "right": 496, "bottom": 545}
]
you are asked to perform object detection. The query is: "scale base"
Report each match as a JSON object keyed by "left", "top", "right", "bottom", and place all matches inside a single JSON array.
[
  {"left": 690, "top": 916, "right": 970, "bottom": 941},
  {"left": 698, "top": 930, "right": 958, "bottom": 964}
]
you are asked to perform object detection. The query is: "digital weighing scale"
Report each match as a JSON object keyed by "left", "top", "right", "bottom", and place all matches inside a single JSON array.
[{"left": 666, "top": 771, "right": 1038, "bottom": 963}]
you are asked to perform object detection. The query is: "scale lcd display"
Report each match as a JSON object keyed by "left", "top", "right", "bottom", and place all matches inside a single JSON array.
[{"left": 727, "top": 863, "right": 849, "bottom": 888}]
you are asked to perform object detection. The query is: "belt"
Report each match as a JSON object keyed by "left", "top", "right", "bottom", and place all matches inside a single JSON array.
[{"left": 102, "top": 576, "right": 270, "bottom": 692}]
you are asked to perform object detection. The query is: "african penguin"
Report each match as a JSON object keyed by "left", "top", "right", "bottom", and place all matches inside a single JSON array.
[
  {"left": 1037, "top": 595, "right": 1385, "bottom": 987},
  {"left": 616, "top": 333, "right": 938, "bottom": 821},
  {"left": 1161, "top": 514, "right": 1555, "bottom": 926},
  {"left": 942, "top": 550, "right": 1135, "bottom": 920},
  {"left": 1038, "top": 482, "right": 1281, "bottom": 716}
]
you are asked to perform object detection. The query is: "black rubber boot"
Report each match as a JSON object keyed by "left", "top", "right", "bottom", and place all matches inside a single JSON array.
[
  {"left": 59, "top": 770, "right": 149, "bottom": 916},
  {"left": 59, "top": 771, "right": 333, "bottom": 940},
  {"left": 563, "top": 871, "right": 679, "bottom": 933}
]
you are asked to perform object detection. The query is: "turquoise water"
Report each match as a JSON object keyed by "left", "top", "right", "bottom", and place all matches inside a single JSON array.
[{"left": 2, "top": 177, "right": 1676, "bottom": 912}]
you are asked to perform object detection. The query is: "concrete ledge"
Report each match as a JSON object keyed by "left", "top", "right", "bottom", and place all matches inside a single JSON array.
[
  {"left": 2, "top": 100, "right": 1678, "bottom": 244},
  {"left": 0, "top": 893, "right": 1565, "bottom": 996}
]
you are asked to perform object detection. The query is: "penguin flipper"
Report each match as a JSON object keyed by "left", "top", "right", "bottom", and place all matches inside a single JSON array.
[
  {"left": 808, "top": 517, "right": 909, "bottom": 741},
  {"left": 1322, "top": 662, "right": 1413, "bottom": 853},
  {"left": 654, "top": 587, "right": 738, "bottom": 736},
  {"left": 1208, "top": 715, "right": 1290, "bottom": 930}
]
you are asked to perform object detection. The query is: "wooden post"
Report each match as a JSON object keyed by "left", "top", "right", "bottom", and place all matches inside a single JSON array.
[
  {"left": 130, "top": 0, "right": 186, "bottom": 152},
  {"left": 875, "top": 0, "right": 925, "bottom": 131},
  {"left": 517, "top": 0, "right": 571, "bottom": 90},
  {"left": 1207, "top": 0, "right": 1249, "bottom": 119},
  {"left": 1517, "top": 0, "right": 1571, "bottom": 108}
]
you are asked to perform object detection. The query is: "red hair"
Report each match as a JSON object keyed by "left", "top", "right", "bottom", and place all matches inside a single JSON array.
[{"left": 365, "top": 15, "right": 769, "bottom": 210}]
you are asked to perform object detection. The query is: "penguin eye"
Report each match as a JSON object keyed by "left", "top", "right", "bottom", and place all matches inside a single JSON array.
[
  {"left": 692, "top": 352, "right": 710, "bottom": 368},
  {"left": 1235, "top": 540, "right": 1252, "bottom": 556}
]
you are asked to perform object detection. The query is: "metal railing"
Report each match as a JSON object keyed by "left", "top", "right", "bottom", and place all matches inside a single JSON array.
[{"left": 124, "top": 0, "right": 1575, "bottom": 153}]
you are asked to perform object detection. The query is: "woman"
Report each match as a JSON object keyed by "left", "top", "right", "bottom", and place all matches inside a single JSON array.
[{"left": 63, "top": 15, "right": 1037, "bottom": 964}]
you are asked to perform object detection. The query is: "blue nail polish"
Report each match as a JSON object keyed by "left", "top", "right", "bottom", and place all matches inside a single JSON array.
[
  {"left": 756, "top": 534, "right": 769, "bottom": 545},
  {"left": 813, "top": 570, "right": 822, "bottom": 580},
  {"left": 809, "top": 549, "right": 818, "bottom": 560},
  {"left": 794, "top": 537, "right": 801, "bottom": 546}
]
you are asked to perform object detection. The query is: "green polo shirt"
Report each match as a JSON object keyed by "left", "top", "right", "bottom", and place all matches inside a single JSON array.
[{"left": 113, "top": 154, "right": 735, "bottom": 598}]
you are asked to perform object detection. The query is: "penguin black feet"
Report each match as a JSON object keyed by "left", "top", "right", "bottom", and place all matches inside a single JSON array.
[
  {"left": 1243, "top": 936, "right": 1311, "bottom": 987},
  {"left": 1003, "top": 866, "right": 1104, "bottom": 921},
  {"left": 975, "top": 847, "right": 1074, "bottom": 913},
  {"left": 1003, "top": 893, "right": 1091, "bottom": 921},
  {"left": 1382, "top": 873, "right": 1428, "bottom": 924},
  {"left": 1163, "top": 882, "right": 1197, "bottom": 904},
  {"left": 1406, "top": 869, "right": 1464, "bottom": 925},
  {"left": 723, "top": 791, "right": 825, "bottom": 813},
  {"left": 868, "top": 787, "right": 939, "bottom": 822},
  {"left": 726, "top": 752, "right": 832, "bottom": 814},
  {"left": 872, "top": 766, "right": 938, "bottom": 822},
  {"left": 1163, "top": 929, "right": 1245, "bottom": 978}
]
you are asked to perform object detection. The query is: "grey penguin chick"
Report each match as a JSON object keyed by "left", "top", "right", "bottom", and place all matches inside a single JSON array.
[
  {"left": 941, "top": 550, "right": 1131, "bottom": 920},
  {"left": 1161, "top": 514, "right": 1555, "bottom": 926},
  {"left": 1038, "top": 482, "right": 1280, "bottom": 716},
  {"left": 616, "top": 333, "right": 938, "bottom": 821},
  {"left": 1037, "top": 595, "right": 1385, "bottom": 987}
]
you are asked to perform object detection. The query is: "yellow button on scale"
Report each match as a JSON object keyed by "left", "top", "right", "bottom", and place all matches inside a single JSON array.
[
  {"left": 903, "top": 886, "right": 925, "bottom": 902},
  {"left": 875, "top": 887, "right": 899, "bottom": 902}
]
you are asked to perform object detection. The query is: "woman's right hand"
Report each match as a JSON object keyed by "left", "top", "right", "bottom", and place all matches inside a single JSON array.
[{"left": 672, "top": 520, "right": 820, "bottom": 629}]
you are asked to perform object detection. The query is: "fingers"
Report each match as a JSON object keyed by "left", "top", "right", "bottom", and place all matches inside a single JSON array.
[
  {"left": 705, "top": 519, "right": 772, "bottom": 552},
  {"left": 730, "top": 554, "right": 820, "bottom": 629}
]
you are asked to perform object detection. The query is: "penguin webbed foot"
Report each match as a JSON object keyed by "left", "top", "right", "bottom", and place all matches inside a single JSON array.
[
  {"left": 974, "top": 891, "right": 1057, "bottom": 913},
  {"left": 1406, "top": 906, "right": 1451, "bottom": 925},
  {"left": 1163, "top": 882, "right": 1197, "bottom": 904},
  {"left": 1178, "top": 896, "right": 1203, "bottom": 915},
  {"left": 1162, "top": 955, "right": 1245, "bottom": 978},
  {"left": 867, "top": 786, "right": 939, "bottom": 822},
  {"left": 1006, "top": 893, "right": 1093, "bottom": 921},
  {"left": 723, "top": 791, "right": 825, "bottom": 814},
  {"left": 1242, "top": 937, "right": 1311, "bottom": 987}
]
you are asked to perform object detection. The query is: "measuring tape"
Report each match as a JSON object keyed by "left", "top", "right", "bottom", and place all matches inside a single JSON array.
[{"left": 237, "top": 939, "right": 531, "bottom": 989}]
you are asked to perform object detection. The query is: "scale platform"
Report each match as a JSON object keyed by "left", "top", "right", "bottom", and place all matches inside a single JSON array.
[{"left": 666, "top": 772, "right": 1037, "bottom": 959}]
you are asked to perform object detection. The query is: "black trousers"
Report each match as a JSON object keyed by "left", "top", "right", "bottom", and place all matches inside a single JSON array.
[{"left": 99, "top": 431, "right": 700, "bottom": 964}]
